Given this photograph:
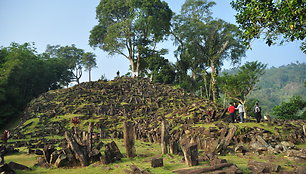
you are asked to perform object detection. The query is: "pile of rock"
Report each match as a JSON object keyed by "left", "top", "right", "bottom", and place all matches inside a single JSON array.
[
  {"left": 14, "top": 77, "right": 221, "bottom": 140},
  {"left": 35, "top": 123, "right": 124, "bottom": 168}
]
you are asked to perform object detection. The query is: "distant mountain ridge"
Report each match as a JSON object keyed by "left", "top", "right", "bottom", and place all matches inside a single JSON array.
[{"left": 248, "top": 62, "right": 306, "bottom": 115}]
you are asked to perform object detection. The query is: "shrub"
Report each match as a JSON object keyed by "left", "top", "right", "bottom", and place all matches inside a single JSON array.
[{"left": 272, "top": 96, "right": 306, "bottom": 119}]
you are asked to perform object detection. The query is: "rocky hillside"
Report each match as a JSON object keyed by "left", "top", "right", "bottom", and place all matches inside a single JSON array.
[
  {"left": 5, "top": 77, "right": 306, "bottom": 173},
  {"left": 13, "top": 77, "right": 221, "bottom": 139}
]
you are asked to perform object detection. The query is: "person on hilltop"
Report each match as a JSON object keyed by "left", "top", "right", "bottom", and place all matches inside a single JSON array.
[
  {"left": 228, "top": 103, "right": 236, "bottom": 123},
  {"left": 236, "top": 101, "right": 245, "bottom": 123},
  {"left": 254, "top": 102, "right": 262, "bottom": 123}
]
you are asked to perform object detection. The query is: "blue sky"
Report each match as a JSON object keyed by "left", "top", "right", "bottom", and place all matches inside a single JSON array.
[{"left": 0, "top": 0, "right": 305, "bottom": 82}]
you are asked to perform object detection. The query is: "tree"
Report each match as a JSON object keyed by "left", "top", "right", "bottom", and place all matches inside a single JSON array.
[
  {"left": 89, "top": 0, "right": 172, "bottom": 76},
  {"left": 82, "top": 52, "right": 97, "bottom": 82},
  {"left": 219, "top": 61, "right": 267, "bottom": 116},
  {"left": 172, "top": 0, "right": 246, "bottom": 101},
  {"left": 143, "top": 55, "right": 175, "bottom": 84},
  {"left": 201, "top": 19, "right": 246, "bottom": 102},
  {"left": 231, "top": 0, "right": 306, "bottom": 52},
  {"left": 0, "top": 43, "right": 73, "bottom": 129},
  {"left": 172, "top": 0, "right": 215, "bottom": 88},
  {"left": 45, "top": 44, "right": 85, "bottom": 84},
  {"left": 272, "top": 96, "right": 306, "bottom": 119}
]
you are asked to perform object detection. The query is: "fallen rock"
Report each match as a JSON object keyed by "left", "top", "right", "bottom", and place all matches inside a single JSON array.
[
  {"left": 286, "top": 149, "right": 306, "bottom": 162},
  {"left": 8, "top": 161, "right": 31, "bottom": 171},
  {"left": 0, "top": 163, "right": 15, "bottom": 174},
  {"left": 125, "top": 165, "right": 152, "bottom": 174},
  {"left": 248, "top": 160, "right": 280, "bottom": 173},
  {"left": 173, "top": 163, "right": 234, "bottom": 174},
  {"left": 151, "top": 158, "right": 163, "bottom": 168}
]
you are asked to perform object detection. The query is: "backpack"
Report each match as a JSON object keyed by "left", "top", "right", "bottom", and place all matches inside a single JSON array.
[{"left": 254, "top": 106, "right": 261, "bottom": 113}]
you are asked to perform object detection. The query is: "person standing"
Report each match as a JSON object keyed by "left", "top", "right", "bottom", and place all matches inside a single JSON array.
[
  {"left": 236, "top": 102, "right": 245, "bottom": 123},
  {"left": 228, "top": 103, "right": 236, "bottom": 123},
  {"left": 254, "top": 102, "right": 262, "bottom": 123}
]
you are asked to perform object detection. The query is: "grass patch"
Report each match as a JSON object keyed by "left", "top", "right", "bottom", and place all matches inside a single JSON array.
[
  {"left": 219, "top": 155, "right": 251, "bottom": 174},
  {"left": 5, "top": 152, "right": 37, "bottom": 167}
]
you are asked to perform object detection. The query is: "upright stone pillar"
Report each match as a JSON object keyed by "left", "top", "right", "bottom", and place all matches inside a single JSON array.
[
  {"left": 161, "top": 120, "right": 169, "bottom": 154},
  {"left": 123, "top": 121, "right": 136, "bottom": 158},
  {"left": 87, "top": 122, "right": 93, "bottom": 152},
  {"left": 182, "top": 143, "right": 198, "bottom": 166}
]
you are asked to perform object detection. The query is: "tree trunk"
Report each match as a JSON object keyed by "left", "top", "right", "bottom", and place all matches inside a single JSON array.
[
  {"left": 192, "top": 70, "right": 196, "bottom": 81},
  {"left": 210, "top": 60, "right": 217, "bottom": 102},
  {"left": 88, "top": 68, "right": 91, "bottom": 82},
  {"left": 203, "top": 71, "right": 209, "bottom": 99},
  {"left": 129, "top": 58, "right": 136, "bottom": 77},
  {"left": 136, "top": 54, "right": 140, "bottom": 77}
]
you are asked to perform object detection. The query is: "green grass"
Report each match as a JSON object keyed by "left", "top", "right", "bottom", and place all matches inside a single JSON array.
[
  {"left": 296, "top": 142, "right": 306, "bottom": 149},
  {"left": 219, "top": 155, "right": 251, "bottom": 174},
  {"left": 5, "top": 152, "right": 37, "bottom": 167}
]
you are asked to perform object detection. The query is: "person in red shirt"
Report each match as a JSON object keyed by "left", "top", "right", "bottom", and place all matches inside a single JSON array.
[{"left": 228, "top": 103, "right": 236, "bottom": 123}]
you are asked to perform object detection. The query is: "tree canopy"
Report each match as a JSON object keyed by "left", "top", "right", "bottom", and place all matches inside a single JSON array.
[
  {"left": 272, "top": 96, "right": 306, "bottom": 119},
  {"left": 172, "top": 0, "right": 246, "bottom": 101},
  {"left": 231, "top": 0, "right": 306, "bottom": 52},
  {"left": 89, "top": 0, "right": 173, "bottom": 76}
]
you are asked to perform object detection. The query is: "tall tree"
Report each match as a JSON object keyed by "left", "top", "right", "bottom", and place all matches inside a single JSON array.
[
  {"left": 45, "top": 45, "right": 85, "bottom": 84},
  {"left": 89, "top": 0, "right": 172, "bottom": 77},
  {"left": 231, "top": 0, "right": 306, "bottom": 52},
  {"left": 200, "top": 19, "right": 246, "bottom": 102},
  {"left": 82, "top": 52, "right": 97, "bottom": 82},
  {"left": 172, "top": 0, "right": 246, "bottom": 101},
  {"left": 143, "top": 54, "right": 175, "bottom": 84},
  {"left": 219, "top": 61, "right": 267, "bottom": 116},
  {"left": 172, "top": 0, "right": 215, "bottom": 93}
]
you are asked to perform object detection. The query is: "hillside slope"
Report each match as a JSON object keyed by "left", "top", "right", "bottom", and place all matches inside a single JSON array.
[
  {"left": 246, "top": 62, "right": 306, "bottom": 115},
  {"left": 13, "top": 77, "right": 220, "bottom": 139}
]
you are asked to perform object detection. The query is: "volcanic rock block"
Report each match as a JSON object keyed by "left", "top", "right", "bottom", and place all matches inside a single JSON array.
[
  {"left": 43, "top": 145, "right": 55, "bottom": 163},
  {"left": 96, "top": 141, "right": 104, "bottom": 150},
  {"left": 123, "top": 121, "right": 136, "bottom": 158},
  {"left": 55, "top": 153, "right": 69, "bottom": 168},
  {"left": 151, "top": 158, "right": 163, "bottom": 168},
  {"left": 34, "top": 149, "right": 44, "bottom": 155},
  {"left": 0, "top": 153, "right": 4, "bottom": 165},
  {"left": 102, "top": 141, "right": 123, "bottom": 164},
  {"left": 248, "top": 160, "right": 280, "bottom": 173},
  {"left": 125, "top": 165, "right": 152, "bottom": 174},
  {"left": 181, "top": 143, "right": 198, "bottom": 166},
  {"left": 172, "top": 163, "right": 234, "bottom": 174},
  {"left": 0, "top": 163, "right": 15, "bottom": 174},
  {"left": 209, "top": 157, "right": 227, "bottom": 166},
  {"left": 88, "top": 148, "right": 101, "bottom": 163},
  {"left": 286, "top": 149, "right": 306, "bottom": 162},
  {"left": 169, "top": 140, "right": 180, "bottom": 155},
  {"left": 295, "top": 166, "right": 306, "bottom": 174},
  {"left": 8, "top": 161, "right": 31, "bottom": 171},
  {"left": 161, "top": 120, "right": 169, "bottom": 154},
  {"left": 65, "top": 131, "right": 89, "bottom": 167},
  {"left": 50, "top": 150, "right": 60, "bottom": 164}
]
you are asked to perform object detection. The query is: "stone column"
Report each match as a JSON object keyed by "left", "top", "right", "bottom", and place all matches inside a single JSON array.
[
  {"left": 123, "top": 121, "right": 136, "bottom": 158},
  {"left": 161, "top": 120, "right": 169, "bottom": 154}
]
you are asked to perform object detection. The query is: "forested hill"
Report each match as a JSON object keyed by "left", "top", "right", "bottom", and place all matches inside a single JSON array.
[{"left": 248, "top": 62, "right": 306, "bottom": 115}]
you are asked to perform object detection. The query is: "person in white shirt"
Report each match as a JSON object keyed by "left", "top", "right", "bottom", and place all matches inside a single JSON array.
[{"left": 236, "top": 101, "right": 245, "bottom": 123}]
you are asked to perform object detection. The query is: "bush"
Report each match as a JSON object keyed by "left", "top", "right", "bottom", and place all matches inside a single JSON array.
[{"left": 272, "top": 96, "right": 306, "bottom": 119}]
